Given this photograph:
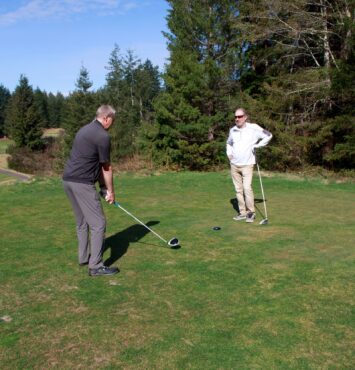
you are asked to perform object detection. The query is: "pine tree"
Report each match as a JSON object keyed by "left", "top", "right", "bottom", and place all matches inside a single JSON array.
[
  {"left": 105, "top": 44, "right": 124, "bottom": 107},
  {"left": 47, "top": 92, "right": 65, "bottom": 128},
  {"left": 111, "top": 50, "right": 141, "bottom": 159},
  {"left": 151, "top": 0, "right": 241, "bottom": 169},
  {"left": 103, "top": 46, "right": 161, "bottom": 160},
  {"left": 134, "top": 60, "right": 161, "bottom": 122},
  {"left": 34, "top": 88, "right": 49, "bottom": 128},
  {"left": 62, "top": 67, "right": 97, "bottom": 158},
  {"left": 76, "top": 65, "right": 93, "bottom": 92},
  {"left": 5, "top": 75, "right": 43, "bottom": 150},
  {"left": 0, "top": 84, "right": 11, "bottom": 138}
]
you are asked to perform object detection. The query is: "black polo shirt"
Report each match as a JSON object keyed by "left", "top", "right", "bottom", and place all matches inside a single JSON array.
[{"left": 63, "top": 119, "right": 111, "bottom": 184}]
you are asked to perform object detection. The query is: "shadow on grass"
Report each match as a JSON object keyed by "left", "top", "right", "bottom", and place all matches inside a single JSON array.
[
  {"left": 104, "top": 221, "right": 160, "bottom": 266},
  {"left": 254, "top": 198, "right": 267, "bottom": 219},
  {"left": 230, "top": 198, "right": 240, "bottom": 213}
]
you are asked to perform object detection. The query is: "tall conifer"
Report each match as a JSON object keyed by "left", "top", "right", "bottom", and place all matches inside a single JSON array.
[
  {"left": 62, "top": 66, "right": 97, "bottom": 157},
  {"left": 0, "top": 85, "right": 11, "bottom": 138},
  {"left": 152, "top": 0, "right": 241, "bottom": 169},
  {"left": 103, "top": 46, "right": 161, "bottom": 160},
  {"left": 5, "top": 75, "right": 43, "bottom": 150}
]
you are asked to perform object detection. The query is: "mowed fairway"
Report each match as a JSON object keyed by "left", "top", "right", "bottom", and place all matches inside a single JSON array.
[{"left": 0, "top": 171, "right": 354, "bottom": 369}]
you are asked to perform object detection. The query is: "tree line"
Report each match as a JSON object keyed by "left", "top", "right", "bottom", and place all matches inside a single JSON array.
[
  {"left": 0, "top": 46, "right": 161, "bottom": 172},
  {"left": 0, "top": 0, "right": 354, "bottom": 173}
]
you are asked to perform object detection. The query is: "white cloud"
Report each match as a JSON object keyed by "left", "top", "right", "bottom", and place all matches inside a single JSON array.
[{"left": 0, "top": 0, "right": 138, "bottom": 26}]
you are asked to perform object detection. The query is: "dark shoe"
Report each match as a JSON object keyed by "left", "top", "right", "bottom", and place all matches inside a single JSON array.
[
  {"left": 89, "top": 266, "right": 119, "bottom": 277},
  {"left": 246, "top": 212, "right": 256, "bottom": 223}
]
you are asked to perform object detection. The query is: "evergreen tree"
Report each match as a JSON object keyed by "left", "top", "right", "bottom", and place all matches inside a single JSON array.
[
  {"left": 62, "top": 67, "right": 97, "bottom": 158},
  {"left": 105, "top": 44, "right": 124, "bottom": 107},
  {"left": 151, "top": 0, "right": 241, "bottom": 169},
  {"left": 0, "top": 85, "right": 11, "bottom": 138},
  {"left": 34, "top": 88, "right": 49, "bottom": 128},
  {"left": 112, "top": 50, "right": 141, "bottom": 159},
  {"left": 47, "top": 92, "right": 65, "bottom": 128},
  {"left": 76, "top": 65, "right": 93, "bottom": 92},
  {"left": 5, "top": 75, "right": 43, "bottom": 150},
  {"left": 134, "top": 60, "right": 161, "bottom": 121},
  {"left": 123, "top": 50, "right": 140, "bottom": 107},
  {"left": 102, "top": 46, "right": 161, "bottom": 161}
]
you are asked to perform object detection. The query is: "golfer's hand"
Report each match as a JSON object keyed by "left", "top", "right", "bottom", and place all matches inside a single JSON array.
[
  {"left": 105, "top": 190, "right": 115, "bottom": 204},
  {"left": 99, "top": 187, "right": 115, "bottom": 204},
  {"left": 228, "top": 155, "right": 233, "bottom": 160}
]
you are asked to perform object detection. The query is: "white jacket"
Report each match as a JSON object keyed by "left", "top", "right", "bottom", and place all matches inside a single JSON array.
[{"left": 226, "top": 122, "right": 272, "bottom": 165}]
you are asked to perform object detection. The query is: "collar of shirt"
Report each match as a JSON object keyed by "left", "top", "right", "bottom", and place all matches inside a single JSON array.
[
  {"left": 233, "top": 122, "right": 249, "bottom": 131},
  {"left": 94, "top": 119, "right": 106, "bottom": 130}
]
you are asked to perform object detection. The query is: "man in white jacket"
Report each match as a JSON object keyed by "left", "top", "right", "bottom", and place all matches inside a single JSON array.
[{"left": 226, "top": 108, "right": 272, "bottom": 223}]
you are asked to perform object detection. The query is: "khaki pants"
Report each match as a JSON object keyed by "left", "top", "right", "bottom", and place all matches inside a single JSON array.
[{"left": 230, "top": 164, "right": 255, "bottom": 215}]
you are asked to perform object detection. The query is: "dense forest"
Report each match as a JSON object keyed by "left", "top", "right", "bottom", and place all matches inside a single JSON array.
[{"left": 0, "top": 0, "right": 354, "bottom": 173}]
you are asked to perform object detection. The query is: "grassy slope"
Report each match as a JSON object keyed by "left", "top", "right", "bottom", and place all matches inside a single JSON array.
[{"left": 0, "top": 171, "right": 354, "bottom": 369}]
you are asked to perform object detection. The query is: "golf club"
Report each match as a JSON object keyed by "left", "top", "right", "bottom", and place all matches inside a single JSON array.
[
  {"left": 112, "top": 202, "right": 179, "bottom": 248},
  {"left": 256, "top": 163, "right": 269, "bottom": 225},
  {"left": 100, "top": 188, "right": 179, "bottom": 247}
]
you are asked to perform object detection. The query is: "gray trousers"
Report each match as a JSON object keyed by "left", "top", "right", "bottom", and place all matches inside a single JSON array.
[{"left": 63, "top": 181, "right": 106, "bottom": 269}]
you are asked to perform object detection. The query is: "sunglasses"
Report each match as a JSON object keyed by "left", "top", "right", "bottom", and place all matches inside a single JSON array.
[{"left": 235, "top": 115, "right": 245, "bottom": 118}]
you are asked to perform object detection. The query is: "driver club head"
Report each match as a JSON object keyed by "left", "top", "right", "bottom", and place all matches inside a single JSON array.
[
  {"left": 259, "top": 219, "right": 268, "bottom": 225},
  {"left": 168, "top": 237, "right": 180, "bottom": 249}
]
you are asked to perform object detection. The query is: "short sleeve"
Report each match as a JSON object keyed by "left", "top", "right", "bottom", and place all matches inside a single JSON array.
[{"left": 98, "top": 135, "right": 111, "bottom": 164}]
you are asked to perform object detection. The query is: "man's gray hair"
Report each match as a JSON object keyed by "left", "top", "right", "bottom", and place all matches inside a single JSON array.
[
  {"left": 96, "top": 105, "right": 116, "bottom": 118},
  {"left": 236, "top": 107, "right": 247, "bottom": 117}
]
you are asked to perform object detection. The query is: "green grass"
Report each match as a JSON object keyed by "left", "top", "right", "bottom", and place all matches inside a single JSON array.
[
  {"left": 0, "top": 173, "right": 11, "bottom": 181},
  {"left": 0, "top": 139, "right": 14, "bottom": 154},
  {"left": 0, "top": 138, "right": 13, "bottom": 170},
  {"left": 0, "top": 171, "right": 354, "bottom": 369}
]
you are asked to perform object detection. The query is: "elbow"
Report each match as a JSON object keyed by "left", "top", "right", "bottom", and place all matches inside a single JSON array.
[{"left": 101, "top": 163, "right": 112, "bottom": 172}]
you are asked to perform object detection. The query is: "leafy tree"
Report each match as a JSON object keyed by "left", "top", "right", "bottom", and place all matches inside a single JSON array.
[
  {"left": 235, "top": 0, "right": 355, "bottom": 169},
  {"left": 5, "top": 75, "right": 43, "bottom": 150},
  {"left": 0, "top": 84, "right": 11, "bottom": 137}
]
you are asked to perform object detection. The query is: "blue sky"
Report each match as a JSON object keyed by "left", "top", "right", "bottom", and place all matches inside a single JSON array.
[{"left": 0, "top": 0, "right": 170, "bottom": 95}]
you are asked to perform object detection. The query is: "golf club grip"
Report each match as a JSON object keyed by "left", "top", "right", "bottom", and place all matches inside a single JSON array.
[{"left": 113, "top": 202, "right": 167, "bottom": 243}]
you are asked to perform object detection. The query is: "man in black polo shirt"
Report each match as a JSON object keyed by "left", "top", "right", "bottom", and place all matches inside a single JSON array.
[{"left": 63, "top": 105, "right": 118, "bottom": 277}]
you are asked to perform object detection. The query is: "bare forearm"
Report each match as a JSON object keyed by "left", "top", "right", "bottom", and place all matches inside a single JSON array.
[{"left": 101, "top": 163, "right": 114, "bottom": 194}]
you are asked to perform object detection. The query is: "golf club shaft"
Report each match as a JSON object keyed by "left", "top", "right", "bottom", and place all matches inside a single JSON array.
[
  {"left": 256, "top": 163, "right": 268, "bottom": 219},
  {"left": 114, "top": 202, "right": 168, "bottom": 243}
]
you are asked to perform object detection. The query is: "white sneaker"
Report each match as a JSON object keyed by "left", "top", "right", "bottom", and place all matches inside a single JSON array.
[{"left": 233, "top": 214, "right": 247, "bottom": 221}]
